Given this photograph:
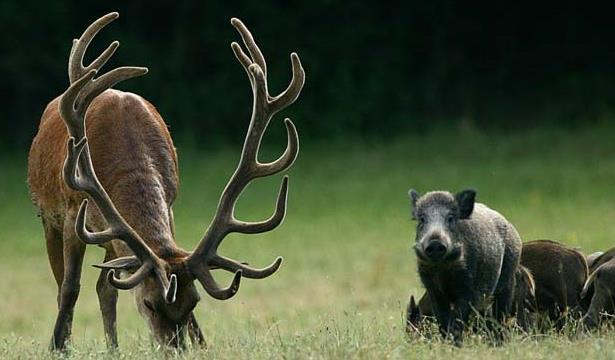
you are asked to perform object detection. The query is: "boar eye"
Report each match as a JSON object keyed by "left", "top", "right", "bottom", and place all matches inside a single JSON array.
[
  {"left": 446, "top": 213, "right": 455, "bottom": 224},
  {"left": 417, "top": 215, "right": 426, "bottom": 225}
]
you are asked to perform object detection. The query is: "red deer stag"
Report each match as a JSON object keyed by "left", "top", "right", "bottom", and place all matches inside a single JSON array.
[{"left": 28, "top": 12, "right": 304, "bottom": 350}]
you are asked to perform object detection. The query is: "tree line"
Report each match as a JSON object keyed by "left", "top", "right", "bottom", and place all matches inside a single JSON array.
[{"left": 1, "top": 1, "right": 613, "bottom": 151}]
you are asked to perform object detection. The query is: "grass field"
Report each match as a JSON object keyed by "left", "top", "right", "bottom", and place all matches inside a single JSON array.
[{"left": 3, "top": 125, "right": 615, "bottom": 358}]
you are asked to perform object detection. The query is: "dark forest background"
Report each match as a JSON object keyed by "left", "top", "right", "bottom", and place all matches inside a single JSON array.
[{"left": 1, "top": 1, "right": 614, "bottom": 151}]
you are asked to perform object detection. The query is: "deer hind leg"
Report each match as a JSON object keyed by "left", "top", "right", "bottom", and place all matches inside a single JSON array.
[
  {"left": 43, "top": 217, "right": 64, "bottom": 302},
  {"left": 50, "top": 213, "right": 86, "bottom": 351},
  {"left": 96, "top": 246, "right": 119, "bottom": 349}
]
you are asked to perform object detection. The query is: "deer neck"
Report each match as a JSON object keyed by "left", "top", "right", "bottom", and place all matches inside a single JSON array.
[{"left": 104, "top": 162, "right": 183, "bottom": 260}]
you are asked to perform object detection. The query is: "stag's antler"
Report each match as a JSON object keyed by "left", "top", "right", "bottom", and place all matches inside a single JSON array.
[
  {"left": 185, "top": 18, "right": 305, "bottom": 300},
  {"left": 59, "top": 12, "right": 177, "bottom": 303}
]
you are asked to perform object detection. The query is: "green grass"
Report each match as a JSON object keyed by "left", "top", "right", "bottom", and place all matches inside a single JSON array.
[{"left": 3, "top": 125, "right": 615, "bottom": 358}]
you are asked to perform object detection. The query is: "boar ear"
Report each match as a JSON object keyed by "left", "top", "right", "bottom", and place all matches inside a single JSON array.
[
  {"left": 455, "top": 189, "right": 476, "bottom": 219},
  {"left": 409, "top": 295, "right": 418, "bottom": 314},
  {"left": 408, "top": 189, "right": 420, "bottom": 219},
  {"left": 407, "top": 295, "right": 421, "bottom": 327}
]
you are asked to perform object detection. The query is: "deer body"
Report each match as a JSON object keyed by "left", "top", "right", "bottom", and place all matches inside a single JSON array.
[
  {"left": 30, "top": 90, "right": 179, "bottom": 255},
  {"left": 29, "top": 90, "right": 200, "bottom": 348},
  {"left": 27, "top": 12, "right": 304, "bottom": 351}
]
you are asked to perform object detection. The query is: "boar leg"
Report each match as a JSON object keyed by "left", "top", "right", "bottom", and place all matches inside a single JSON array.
[
  {"left": 450, "top": 299, "right": 473, "bottom": 346},
  {"left": 426, "top": 289, "right": 452, "bottom": 340},
  {"left": 494, "top": 278, "right": 515, "bottom": 323},
  {"left": 490, "top": 276, "right": 515, "bottom": 343}
]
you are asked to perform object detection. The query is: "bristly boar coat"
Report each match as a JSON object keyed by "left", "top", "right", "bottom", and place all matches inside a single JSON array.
[
  {"left": 409, "top": 189, "right": 522, "bottom": 344},
  {"left": 407, "top": 264, "right": 535, "bottom": 333}
]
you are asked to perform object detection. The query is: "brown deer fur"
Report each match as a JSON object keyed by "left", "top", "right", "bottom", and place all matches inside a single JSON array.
[{"left": 29, "top": 91, "right": 195, "bottom": 349}]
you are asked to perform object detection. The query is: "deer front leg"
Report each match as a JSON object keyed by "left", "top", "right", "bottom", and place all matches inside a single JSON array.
[
  {"left": 187, "top": 312, "right": 206, "bottom": 348},
  {"left": 96, "top": 248, "right": 119, "bottom": 349},
  {"left": 50, "top": 215, "right": 86, "bottom": 351}
]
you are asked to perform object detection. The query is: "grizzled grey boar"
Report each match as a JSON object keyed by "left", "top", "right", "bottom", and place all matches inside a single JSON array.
[
  {"left": 581, "top": 248, "right": 615, "bottom": 328},
  {"left": 521, "top": 240, "right": 588, "bottom": 326},
  {"left": 408, "top": 189, "right": 522, "bottom": 344},
  {"left": 406, "top": 264, "right": 535, "bottom": 333}
]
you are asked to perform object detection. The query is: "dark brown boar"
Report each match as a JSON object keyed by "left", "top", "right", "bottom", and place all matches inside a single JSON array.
[
  {"left": 581, "top": 248, "right": 615, "bottom": 328},
  {"left": 521, "top": 240, "right": 588, "bottom": 324}
]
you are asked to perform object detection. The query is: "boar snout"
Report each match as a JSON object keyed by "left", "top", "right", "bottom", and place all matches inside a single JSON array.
[{"left": 424, "top": 239, "right": 448, "bottom": 260}]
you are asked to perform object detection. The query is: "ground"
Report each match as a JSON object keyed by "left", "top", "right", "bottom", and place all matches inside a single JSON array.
[{"left": 2, "top": 125, "right": 615, "bottom": 358}]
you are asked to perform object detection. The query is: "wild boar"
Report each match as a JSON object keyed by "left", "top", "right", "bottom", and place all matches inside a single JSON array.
[
  {"left": 409, "top": 189, "right": 522, "bottom": 345},
  {"left": 581, "top": 248, "right": 615, "bottom": 328},
  {"left": 521, "top": 240, "right": 588, "bottom": 325}
]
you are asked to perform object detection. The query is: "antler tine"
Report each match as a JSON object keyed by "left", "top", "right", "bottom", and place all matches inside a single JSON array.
[
  {"left": 230, "top": 19, "right": 305, "bottom": 112},
  {"left": 230, "top": 23, "right": 303, "bottom": 176},
  {"left": 230, "top": 176, "right": 289, "bottom": 234},
  {"left": 210, "top": 255, "right": 283, "bottom": 279},
  {"left": 270, "top": 53, "right": 305, "bottom": 113},
  {"left": 69, "top": 12, "right": 119, "bottom": 83},
  {"left": 106, "top": 263, "right": 154, "bottom": 290},
  {"left": 191, "top": 263, "right": 242, "bottom": 300},
  {"left": 231, "top": 42, "right": 253, "bottom": 83},
  {"left": 74, "top": 199, "right": 117, "bottom": 244},
  {"left": 254, "top": 119, "right": 299, "bottom": 177},
  {"left": 58, "top": 13, "right": 176, "bottom": 303},
  {"left": 64, "top": 12, "right": 148, "bottom": 125},
  {"left": 60, "top": 70, "right": 96, "bottom": 139},
  {"left": 77, "top": 66, "right": 148, "bottom": 114},
  {"left": 186, "top": 18, "right": 305, "bottom": 299},
  {"left": 231, "top": 18, "right": 267, "bottom": 78}
]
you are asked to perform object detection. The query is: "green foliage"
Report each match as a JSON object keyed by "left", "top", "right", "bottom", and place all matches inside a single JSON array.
[
  {"left": 3, "top": 127, "right": 615, "bottom": 357},
  {"left": 2, "top": 2, "right": 615, "bottom": 151}
]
